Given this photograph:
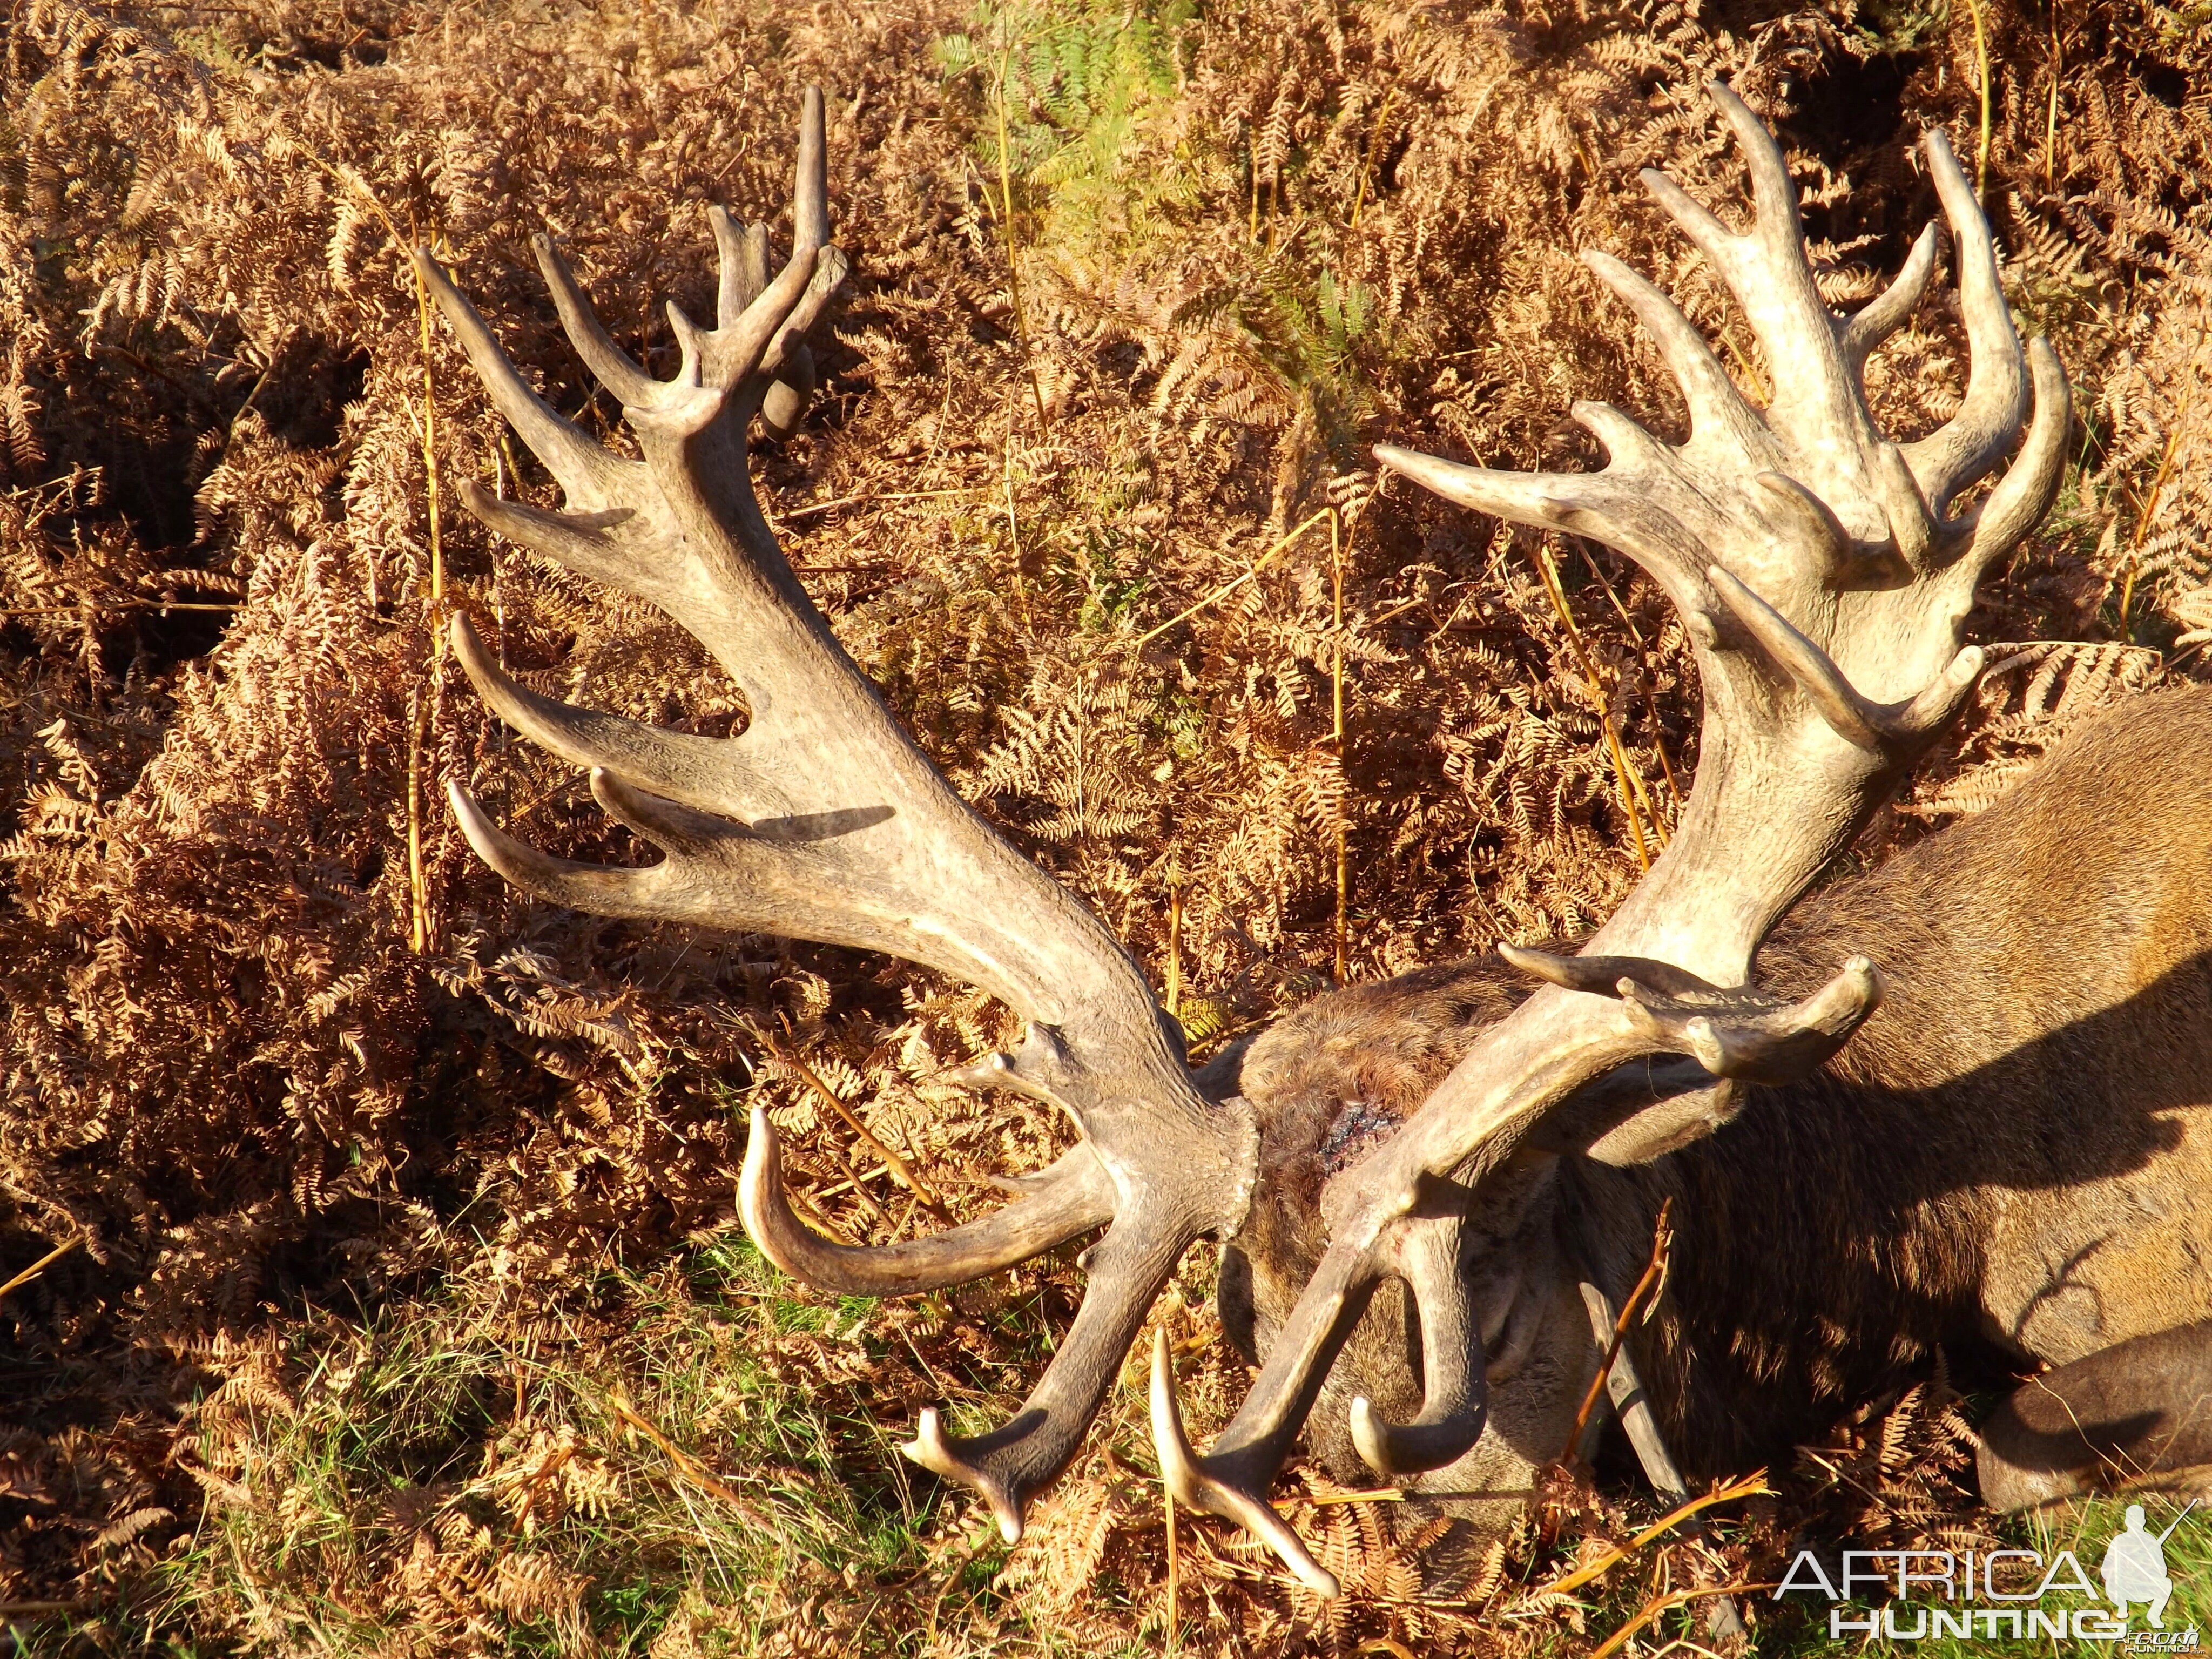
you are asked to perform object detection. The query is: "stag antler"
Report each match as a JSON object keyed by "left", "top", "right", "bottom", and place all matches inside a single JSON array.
[
  {"left": 427, "top": 89, "right": 1257, "bottom": 1543},
  {"left": 1151, "top": 84, "right": 2069, "bottom": 1593}
]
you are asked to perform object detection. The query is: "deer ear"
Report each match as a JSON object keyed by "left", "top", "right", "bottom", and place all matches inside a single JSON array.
[{"left": 1527, "top": 1060, "right": 1746, "bottom": 1166}]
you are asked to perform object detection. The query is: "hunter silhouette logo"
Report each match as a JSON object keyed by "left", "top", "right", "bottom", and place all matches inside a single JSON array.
[
  {"left": 1778, "top": 1498, "right": 2199, "bottom": 1644},
  {"left": 2105, "top": 1502, "right": 2191, "bottom": 1627}
]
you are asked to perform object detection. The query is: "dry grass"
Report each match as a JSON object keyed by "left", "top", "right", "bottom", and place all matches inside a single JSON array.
[{"left": 2, "top": 0, "right": 2210, "bottom": 1651}]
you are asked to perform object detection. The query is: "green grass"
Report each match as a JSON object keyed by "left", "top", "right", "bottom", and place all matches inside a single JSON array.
[
  {"left": 24, "top": 1230, "right": 1186, "bottom": 1657},
  {"left": 18, "top": 1228, "right": 2199, "bottom": 1659},
  {"left": 938, "top": 0, "right": 1395, "bottom": 462},
  {"left": 102, "top": 1240, "right": 990, "bottom": 1656}
]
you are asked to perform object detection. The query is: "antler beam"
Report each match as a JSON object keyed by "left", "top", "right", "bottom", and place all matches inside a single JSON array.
[{"left": 432, "top": 89, "right": 1257, "bottom": 1545}]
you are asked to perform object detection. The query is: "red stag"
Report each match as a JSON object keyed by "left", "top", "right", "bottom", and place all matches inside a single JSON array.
[{"left": 423, "top": 84, "right": 2212, "bottom": 1597}]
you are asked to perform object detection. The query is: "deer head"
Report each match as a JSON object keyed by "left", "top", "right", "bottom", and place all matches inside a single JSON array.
[
  {"left": 1150, "top": 84, "right": 2068, "bottom": 1591},
  {"left": 430, "top": 84, "right": 2067, "bottom": 1596}
]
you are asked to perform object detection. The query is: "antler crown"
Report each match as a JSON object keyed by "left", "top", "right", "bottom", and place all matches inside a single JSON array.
[{"left": 1155, "top": 83, "right": 2069, "bottom": 1594}]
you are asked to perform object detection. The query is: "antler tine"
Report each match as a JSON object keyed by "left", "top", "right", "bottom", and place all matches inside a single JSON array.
[
  {"left": 1702, "top": 565, "right": 1986, "bottom": 751},
  {"left": 447, "top": 612, "right": 773, "bottom": 817},
  {"left": 1705, "top": 83, "right": 1856, "bottom": 393},
  {"left": 1148, "top": 1172, "right": 1491, "bottom": 1586},
  {"left": 740, "top": 1108, "right": 1114, "bottom": 1294},
  {"left": 412, "top": 253, "right": 638, "bottom": 510},
  {"left": 532, "top": 234, "right": 665, "bottom": 410},
  {"left": 1347, "top": 1208, "right": 1488, "bottom": 1478},
  {"left": 789, "top": 83, "right": 831, "bottom": 255},
  {"left": 1501, "top": 944, "right": 1885, "bottom": 1087},
  {"left": 1151, "top": 1327, "right": 1341, "bottom": 1596},
  {"left": 451, "top": 736, "right": 1098, "bottom": 1010},
  {"left": 703, "top": 205, "right": 822, "bottom": 439},
  {"left": 710, "top": 208, "right": 765, "bottom": 321},
  {"left": 437, "top": 90, "right": 1260, "bottom": 1547},
  {"left": 696, "top": 85, "right": 833, "bottom": 394},
  {"left": 498, "top": 84, "right": 834, "bottom": 423},
  {"left": 1953, "top": 336, "right": 2071, "bottom": 589},
  {"left": 1580, "top": 251, "right": 1770, "bottom": 459},
  {"left": 450, "top": 767, "right": 879, "bottom": 929},
  {"left": 1368, "top": 445, "right": 1716, "bottom": 609},
  {"left": 447, "top": 775, "right": 670, "bottom": 915},
  {"left": 450, "top": 479, "right": 676, "bottom": 607},
  {"left": 1841, "top": 220, "right": 1941, "bottom": 368},
  {"left": 902, "top": 1210, "right": 1199, "bottom": 1542},
  {"left": 1652, "top": 87, "right": 1889, "bottom": 503},
  {"left": 1903, "top": 130, "right": 2029, "bottom": 519},
  {"left": 705, "top": 208, "right": 825, "bottom": 444}
]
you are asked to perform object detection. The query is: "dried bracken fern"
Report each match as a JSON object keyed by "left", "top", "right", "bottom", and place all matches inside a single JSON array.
[{"left": 0, "top": 0, "right": 2207, "bottom": 1651}]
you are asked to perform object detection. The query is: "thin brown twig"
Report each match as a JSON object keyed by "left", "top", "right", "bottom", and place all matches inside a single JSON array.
[
  {"left": 1165, "top": 1482, "right": 1181, "bottom": 1652},
  {"left": 1164, "top": 883, "right": 1183, "bottom": 1019},
  {"left": 1572, "top": 539, "right": 1645, "bottom": 646},
  {"left": 306, "top": 158, "right": 444, "bottom": 952},
  {"left": 1367, "top": 592, "right": 1434, "bottom": 629},
  {"left": 406, "top": 685, "right": 430, "bottom": 953},
  {"left": 1331, "top": 507, "right": 1350, "bottom": 984},
  {"left": 1963, "top": 0, "right": 1993, "bottom": 195},
  {"left": 0, "top": 602, "right": 240, "bottom": 616},
  {"left": 792, "top": 1185, "right": 858, "bottom": 1246},
  {"left": 1608, "top": 673, "right": 1671, "bottom": 846},
  {"left": 1561, "top": 1197, "right": 1674, "bottom": 1463},
  {"left": 2046, "top": 2, "right": 2063, "bottom": 188},
  {"left": 809, "top": 1162, "right": 889, "bottom": 1201},
  {"left": 1538, "top": 1471, "right": 1772, "bottom": 1598},
  {"left": 1003, "top": 398, "right": 1030, "bottom": 610},
  {"left": 605, "top": 1388, "right": 775, "bottom": 1529},
  {"left": 1590, "top": 1581, "right": 1776, "bottom": 1659},
  {"left": 510, "top": 1437, "right": 575, "bottom": 1535},
  {"left": 780, "top": 487, "right": 984, "bottom": 522},
  {"left": 1569, "top": 540, "right": 1683, "bottom": 810},
  {"left": 1533, "top": 544, "right": 1655, "bottom": 867},
  {"left": 815, "top": 1136, "right": 892, "bottom": 1228},
  {"left": 992, "top": 39, "right": 1049, "bottom": 429},
  {"left": 1347, "top": 70, "right": 1405, "bottom": 232},
  {"left": 86, "top": 340, "right": 226, "bottom": 413},
  {"left": 0, "top": 1236, "right": 83, "bottom": 1302},
  {"left": 403, "top": 215, "right": 446, "bottom": 616},
  {"left": 1646, "top": 678, "right": 1685, "bottom": 807},
  {"left": 771, "top": 1042, "right": 953, "bottom": 1223},
  {"left": 1135, "top": 508, "right": 1333, "bottom": 647},
  {"left": 2117, "top": 375, "right": 2196, "bottom": 639}
]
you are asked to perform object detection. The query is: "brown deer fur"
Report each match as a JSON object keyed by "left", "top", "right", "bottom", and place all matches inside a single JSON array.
[{"left": 1220, "top": 684, "right": 2212, "bottom": 1520}]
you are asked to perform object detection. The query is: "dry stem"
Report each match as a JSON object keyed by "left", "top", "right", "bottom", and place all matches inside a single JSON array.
[
  {"left": 1561, "top": 1197, "right": 1674, "bottom": 1463},
  {"left": 1534, "top": 543, "right": 1655, "bottom": 868},
  {"left": 772, "top": 1041, "right": 952, "bottom": 1223},
  {"left": 0, "top": 1236, "right": 83, "bottom": 1303}
]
